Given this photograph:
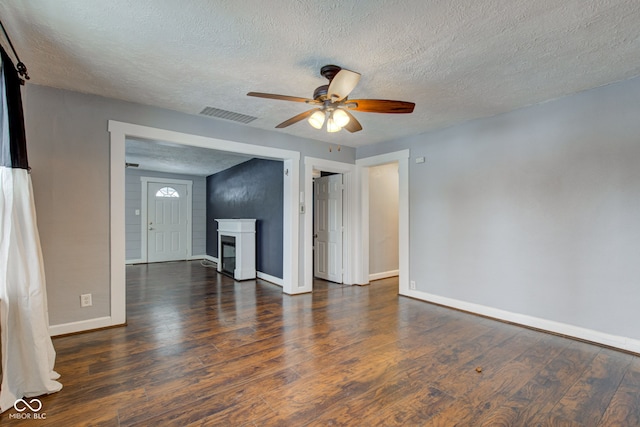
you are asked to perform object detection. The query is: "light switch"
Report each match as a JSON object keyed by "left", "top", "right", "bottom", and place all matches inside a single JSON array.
[{"left": 135, "top": 209, "right": 140, "bottom": 215}]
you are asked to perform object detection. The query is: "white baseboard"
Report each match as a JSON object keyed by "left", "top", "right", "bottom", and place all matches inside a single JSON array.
[
  {"left": 369, "top": 269, "right": 399, "bottom": 281},
  {"left": 126, "top": 255, "right": 213, "bottom": 265},
  {"left": 401, "top": 289, "right": 640, "bottom": 354},
  {"left": 201, "top": 255, "right": 218, "bottom": 264},
  {"left": 257, "top": 271, "right": 284, "bottom": 287},
  {"left": 196, "top": 257, "right": 282, "bottom": 286},
  {"left": 49, "top": 316, "right": 122, "bottom": 337}
]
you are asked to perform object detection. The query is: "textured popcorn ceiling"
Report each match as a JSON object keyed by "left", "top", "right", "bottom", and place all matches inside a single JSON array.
[
  {"left": 1, "top": 0, "right": 640, "bottom": 148},
  {"left": 126, "top": 138, "right": 253, "bottom": 176}
]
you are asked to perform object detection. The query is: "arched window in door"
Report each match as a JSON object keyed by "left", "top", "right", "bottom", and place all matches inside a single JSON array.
[{"left": 155, "top": 186, "right": 180, "bottom": 198}]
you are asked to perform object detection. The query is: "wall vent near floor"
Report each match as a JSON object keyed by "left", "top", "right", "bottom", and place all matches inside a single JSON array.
[{"left": 199, "top": 106, "right": 258, "bottom": 124}]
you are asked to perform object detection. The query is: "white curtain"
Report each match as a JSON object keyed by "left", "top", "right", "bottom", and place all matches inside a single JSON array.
[
  {"left": 0, "top": 168, "right": 62, "bottom": 412},
  {"left": 0, "top": 50, "right": 62, "bottom": 413}
]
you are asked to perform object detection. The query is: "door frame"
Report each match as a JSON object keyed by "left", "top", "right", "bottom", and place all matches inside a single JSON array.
[
  {"left": 356, "top": 150, "right": 410, "bottom": 294},
  {"left": 140, "top": 177, "right": 193, "bottom": 263},
  {"left": 304, "top": 157, "right": 356, "bottom": 291},
  {"left": 109, "top": 120, "right": 301, "bottom": 328}
]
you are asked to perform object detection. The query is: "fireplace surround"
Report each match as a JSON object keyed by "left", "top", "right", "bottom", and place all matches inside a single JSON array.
[{"left": 215, "top": 219, "right": 256, "bottom": 280}]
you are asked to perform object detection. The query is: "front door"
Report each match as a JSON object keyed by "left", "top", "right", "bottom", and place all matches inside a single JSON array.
[
  {"left": 147, "top": 182, "right": 188, "bottom": 263},
  {"left": 313, "top": 174, "right": 343, "bottom": 283}
]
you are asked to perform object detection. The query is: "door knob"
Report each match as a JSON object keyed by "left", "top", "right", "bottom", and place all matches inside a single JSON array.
[
  {"left": 149, "top": 227, "right": 154, "bottom": 230},
  {"left": 313, "top": 233, "right": 318, "bottom": 238}
]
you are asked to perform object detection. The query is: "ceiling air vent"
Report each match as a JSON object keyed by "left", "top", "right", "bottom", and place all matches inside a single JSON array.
[{"left": 199, "top": 106, "right": 257, "bottom": 124}]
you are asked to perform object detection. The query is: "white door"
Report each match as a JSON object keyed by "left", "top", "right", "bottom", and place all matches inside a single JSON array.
[
  {"left": 147, "top": 182, "right": 188, "bottom": 263},
  {"left": 313, "top": 174, "right": 343, "bottom": 283}
]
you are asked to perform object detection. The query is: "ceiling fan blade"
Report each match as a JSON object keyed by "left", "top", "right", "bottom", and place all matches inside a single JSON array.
[
  {"left": 347, "top": 99, "right": 415, "bottom": 114},
  {"left": 328, "top": 69, "right": 361, "bottom": 101},
  {"left": 275, "top": 108, "right": 321, "bottom": 128},
  {"left": 342, "top": 110, "right": 362, "bottom": 133},
  {"left": 247, "top": 92, "right": 319, "bottom": 104}
]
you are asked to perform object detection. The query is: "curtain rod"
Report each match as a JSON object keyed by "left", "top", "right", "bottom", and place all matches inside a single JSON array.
[{"left": 0, "top": 19, "right": 30, "bottom": 84}]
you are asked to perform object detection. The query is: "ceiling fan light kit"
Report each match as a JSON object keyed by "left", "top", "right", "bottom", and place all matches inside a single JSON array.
[
  {"left": 332, "top": 109, "right": 350, "bottom": 127},
  {"left": 247, "top": 64, "right": 415, "bottom": 134},
  {"left": 307, "top": 108, "right": 351, "bottom": 132},
  {"left": 326, "top": 116, "right": 341, "bottom": 133},
  {"left": 308, "top": 110, "right": 325, "bottom": 129}
]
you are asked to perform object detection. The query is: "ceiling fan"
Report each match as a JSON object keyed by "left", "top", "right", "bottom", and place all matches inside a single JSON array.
[{"left": 247, "top": 65, "right": 415, "bottom": 133}]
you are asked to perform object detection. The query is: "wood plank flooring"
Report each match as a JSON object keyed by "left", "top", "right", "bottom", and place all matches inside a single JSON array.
[{"left": 3, "top": 260, "right": 639, "bottom": 426}]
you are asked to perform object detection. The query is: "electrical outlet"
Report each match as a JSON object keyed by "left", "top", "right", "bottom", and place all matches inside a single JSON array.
[
  {"left": 80, "top": 293, "right": 92, "bottom": 307},
  {"left": 410, "top": 280, "right": 416, "bottom": 290}
]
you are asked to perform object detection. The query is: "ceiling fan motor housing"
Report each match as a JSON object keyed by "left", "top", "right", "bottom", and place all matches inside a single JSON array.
[
  {"left": 313, "top": 85, "right": 330, "bottom": 101},
  {"left": 320, "top": 64, "right": 342, "bottom": 81},
  {"left": 314, "top": 65, "right": 344, "bottom": 100}
]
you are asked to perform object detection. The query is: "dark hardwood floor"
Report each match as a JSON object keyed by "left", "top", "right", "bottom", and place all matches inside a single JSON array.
[{"left": 3, "top": 260, "right": 640, "bottom": 426}]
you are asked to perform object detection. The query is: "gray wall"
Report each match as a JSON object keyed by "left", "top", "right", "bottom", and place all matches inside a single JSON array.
[
  {"left": 206, "top": 158, "right": 283, "bottom": 278},
  {"left": 369, "top": 162, "right": 399, "bottom": 276},
  {"left": 357, "top": 75, "right": 640, "bottom": 341},
  {"left": 125, "top": 168, "right": 206, "bottom": 261},
  {"left": 23, "top": 84, "right": 354, "bottom": 326}
]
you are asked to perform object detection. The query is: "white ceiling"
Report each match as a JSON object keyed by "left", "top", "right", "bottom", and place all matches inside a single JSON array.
[
  {"left": 125, "top": 138, "right": 253, "bottom": 176},
  {"left": 1, "top": 0, "right": 640, "bottom": 148}
]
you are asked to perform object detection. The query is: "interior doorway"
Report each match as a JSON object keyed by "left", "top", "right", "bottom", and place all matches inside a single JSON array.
[
  {"left": 304, "top": 157, "right": 356, "bottom": 291},
  {"left": 356, "top": 150, "right": 410, "bottom": 294},
  {"left": 367, "top": 162, "right": 399, "bottom": 281},
  {"left": 105, "top": 120, "right": 301, "bottom": 334}
]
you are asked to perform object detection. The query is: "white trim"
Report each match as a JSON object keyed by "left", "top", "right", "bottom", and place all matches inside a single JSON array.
[
  {"left": 104, "top": 120, "right": 300, "bottom": 334},
  {"left": 140, "top": 176, "right": 193, "bottom": 185},
  {"left": 109, "top": 129, "right": 127, "bottom": 326},
  {"left": 282, "top": 158, "right": 299, "bottom": 294},
  {"left": 405, "top": 289, "right": 640, "bottom": 354},
  {"left": 140, "top": 176, "right": 193, "bottom": 263},
  {"left": 354, "top": 163, "right": 369, "bottom": 285},
  {"left": 127, "top": 255, "right": 206, "bottom": 264},
  {"left": 49, "top": 316, "right": 118, "bottom": 337},
  {"left": 257, "top": 271, "right": 284, "bottom": 287},
  {"left": 109, "top": 121, "right": 301, "bottom": 160},
  {"left": 202, "top": 254, "right": 219, "bottom": 264},
  {"left": 369, "top": 270, "right": 399, "bottom": 281},
  {"left": 356, "top": 150, "right": 410, "bottom": 292},
  {"left": 341, "top": 171, "right": 355, "bottom": 285},
  {"left": 304, "top": 157, "right": 357, "bottom": 292}
]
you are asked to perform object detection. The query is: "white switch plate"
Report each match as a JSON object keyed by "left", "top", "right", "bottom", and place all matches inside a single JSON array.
[
  {"left": 135, "top": 209, "right": 140, "bottom": 215},
  {"left": 415, "top": 157, "right": 425, "bottom": 163}
]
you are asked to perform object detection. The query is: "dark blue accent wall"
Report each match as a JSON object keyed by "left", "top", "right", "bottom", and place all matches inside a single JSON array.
[{"left": 206, "top": 158, "right": 283, "bottom": 278}]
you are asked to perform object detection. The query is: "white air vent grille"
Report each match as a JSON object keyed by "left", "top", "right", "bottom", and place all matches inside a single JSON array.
[{"left": 200, "top": 107, "right": 257, "bottom": 124}]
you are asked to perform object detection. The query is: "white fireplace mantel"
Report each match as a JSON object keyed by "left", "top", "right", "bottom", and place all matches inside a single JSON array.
[{"left": 216, "top": 219, "right": 256, "bottom": 280}]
